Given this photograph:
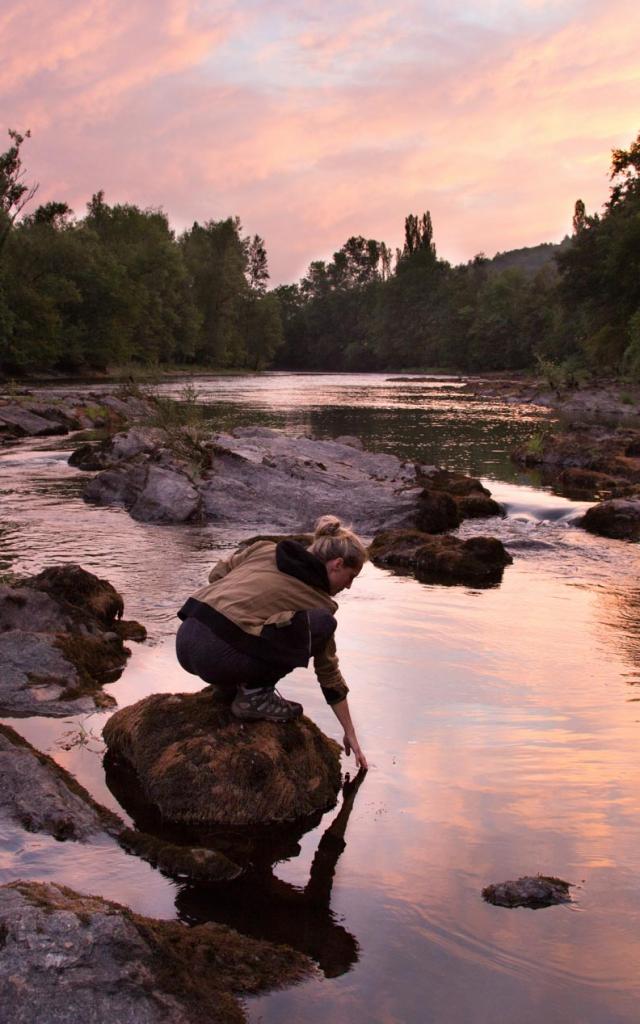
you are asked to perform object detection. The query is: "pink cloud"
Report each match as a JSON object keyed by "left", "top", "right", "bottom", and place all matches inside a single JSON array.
[{"left": 2, "top": 0, "right": 640, "bottom": 282}]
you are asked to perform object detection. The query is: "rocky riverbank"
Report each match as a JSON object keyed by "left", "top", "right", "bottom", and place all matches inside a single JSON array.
[
  {"left": 69, "top": 423, "right": 508, "bottom": 538},
  {"left": 468, "top": 375, "right": 640, "bottom": 541},
  {"left": 0, "top": 564, "right": 146, "bottom": 717},
  {"left": 0, "top": 386, "right": 156, "bottom": 440}
]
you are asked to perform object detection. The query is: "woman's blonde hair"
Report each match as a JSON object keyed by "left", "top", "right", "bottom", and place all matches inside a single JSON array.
[{"left": 308, "top": 515, "right": 368, "bottom": 568}]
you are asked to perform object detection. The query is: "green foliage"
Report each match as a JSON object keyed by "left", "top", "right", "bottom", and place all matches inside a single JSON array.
[
  {"left": 525, "top": 429, "right": 550, "bottom": 457},
  {"left": 3, "top": 127, "right": 640, "bottom": 379}
]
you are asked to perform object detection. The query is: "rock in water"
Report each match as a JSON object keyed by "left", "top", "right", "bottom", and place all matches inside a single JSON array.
[
  {"left": 0, "top": 564, "right": 146, "bottom": 717},
  {"left": 0, "top": 725, "right": 123, "bottom": 841},
  {"left": 369, "top": 529, "right": 513, "bottom": 585},
  {"left": 0, "top": 881, "right": 312, "bottom": 1024},
  {"left": 103, "top": 688, "right": 342, "bottom": 826},
  {"left": 0, "top": 724, "right": 241, "bottom": 881},
  {"left": 482, "top": 875, "right": 572, "bottom": 908},
  {"left": 580, "top": 497, "right": 640, "bottom": 540}
]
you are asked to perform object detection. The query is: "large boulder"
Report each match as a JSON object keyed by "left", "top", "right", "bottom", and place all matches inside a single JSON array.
[
  {"left": 0, "top": 881, "right": 312, "bottom": 1024},
  {"left": 84, "top": 456, "right": 202, "bottom": 523},
  {"left": 580, "top": 497, "right": 640, "bottom": 540},
  {"left": 0, "top": 565, "right": 146, "bottom": 717},
  {"left": 103, "top": 688, "right": 342, "bottom": 827},
  {"left": 369, "top": 529, "right": 513, "bottom": 585},
  {"left": 74, "top": 424, "right": 504, "bottom": 534}
]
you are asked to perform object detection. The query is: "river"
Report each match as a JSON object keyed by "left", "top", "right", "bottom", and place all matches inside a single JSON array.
[{"left": 1, "top": 372, "right": 640, "bottom": 1023}]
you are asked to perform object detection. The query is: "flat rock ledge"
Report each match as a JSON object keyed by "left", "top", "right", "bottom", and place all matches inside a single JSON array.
[
  {"left": 580, "top": 498, "right": 640, "bottom": 541},
  {"left": 513, "top": 425, "right": 640, "bottom": 500},
  {"left": 0, "top": 387, "right": 156, "bottom": 440},
  {"left": 103, "top": 688, "right": 343, "bottom": 827},
  {"left": 0, "top": 564, "right": 146, "bottom": 717},
  {"left": 0, "top": 881, "right": 312, "bottom": 1024},
  {"left": 482, "top": 875, "right": 572, "bottom": 909},
  {"left": 73, "top": 424, "right": 505, "bottom": 533},
  {"left": 369, "top": 529, "right": 513, "bottom": 586}
]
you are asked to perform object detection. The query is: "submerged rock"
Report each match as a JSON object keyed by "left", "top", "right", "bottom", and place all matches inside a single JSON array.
[
  {"left": 369, "top": 529, "right": 513, "bottom": 585},
  {"left": 103, "top": 688, "right": 342, "bottom": 827},
  {"left": 0, "top": 564, "right": 146, "bottom": 717},
  {"left": 580, "top": 497, "right": 640, "bottom": 540},
  {"left": 482, "top": 875, "right": 572, "bottom": 908},
  {"left": 0, "top": 880, "right": 312, "bottom": 1024}
]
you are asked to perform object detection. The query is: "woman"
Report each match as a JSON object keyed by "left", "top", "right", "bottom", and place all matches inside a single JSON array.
[{"left": 176, "top": 515, "right": 368, "bottom": 769}]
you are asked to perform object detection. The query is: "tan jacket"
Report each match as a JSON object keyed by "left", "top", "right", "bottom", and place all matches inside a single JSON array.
[{"left": 191, "top": 540, "right": 348, "bottom": 699}]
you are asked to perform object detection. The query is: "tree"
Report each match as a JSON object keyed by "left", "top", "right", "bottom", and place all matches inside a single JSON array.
[
  {"left": 246, "top": 234, "right": 269, "bottom": 293},
  {"left": 0, "top": 130, "right": 39, "bottom": 255}
]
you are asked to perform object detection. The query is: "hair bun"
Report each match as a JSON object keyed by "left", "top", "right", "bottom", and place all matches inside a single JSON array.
[{"left": 314, "top": 514, "right": 342, "bottom": 538}]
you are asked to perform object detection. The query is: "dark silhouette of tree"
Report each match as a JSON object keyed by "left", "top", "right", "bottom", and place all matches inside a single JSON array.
[{"left": 0, "top": 130, "right": 39, "bottom": 255}]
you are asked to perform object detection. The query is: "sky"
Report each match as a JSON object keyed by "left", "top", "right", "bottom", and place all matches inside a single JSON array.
[{"left": 2, "top": 0, "right": 640, "bottom": 284}]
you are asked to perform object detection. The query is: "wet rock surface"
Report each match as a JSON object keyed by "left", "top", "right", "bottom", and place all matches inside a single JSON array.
[
  {"left": 580, "top": 498, "right": 640, "bottom": 540},
  {"left": 103, "top": 688, "right": 343, "bottom": 827},
  {"left": 0, "top": 880, "right": 313, "bottom": 1024},
  {"left": 0, "top": 724, "right": 123, "bottom": 841},
  {"left": 513, "top": 426, "right": 640, "bottom": 494},
  {"left": 0, "top": 564, "right": 146, "bottom": 717},
  {"left": 482, "top": 875, "right": 572, "bottom": 909},
  {"left": 0, "top": 724, "right": 242, "bottom": 882},
  {"left": 0, "top": 387, "right": 156, "bottom": 441},
  {"left": 369, "top": 529, "right": 513, "bottom": 585},
  {"left": 74, "top": 424, "right": 504, "bottom": 534}
]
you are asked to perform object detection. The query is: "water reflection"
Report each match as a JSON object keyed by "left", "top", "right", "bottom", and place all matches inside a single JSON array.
[
  {"left": 177, "top": 773, "right": 366, "bottom": 978},
  {"left": 3, "top": 374, "right": 640, "bottom": 1022}
]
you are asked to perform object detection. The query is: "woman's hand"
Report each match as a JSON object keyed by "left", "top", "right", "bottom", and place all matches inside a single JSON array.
[
  {"left": 331, "top": 697, "right": 368, "bottom": 770},
  {"left": 343, "top": 731, "right": 368, "bottom": 770}
]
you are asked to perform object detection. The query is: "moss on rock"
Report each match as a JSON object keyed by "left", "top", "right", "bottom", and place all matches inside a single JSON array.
[{"left": 103, "top": 688, "right": 342, "bottom": 827}]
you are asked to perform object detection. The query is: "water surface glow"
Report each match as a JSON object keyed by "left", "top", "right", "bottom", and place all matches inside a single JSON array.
[{"left": 1, "top": 373, "right": 640, "bottom": 1023}]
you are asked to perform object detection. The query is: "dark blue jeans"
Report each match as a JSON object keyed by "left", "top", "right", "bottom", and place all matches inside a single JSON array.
[{"left": 175, "top": 609, "right": 336, "bottom": 692}]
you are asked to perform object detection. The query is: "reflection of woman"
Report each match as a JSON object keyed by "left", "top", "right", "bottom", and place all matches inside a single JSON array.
[
  {"left": 176, "top": 516, "right": 368, "bottom": 769},
  {"left": 177, "top": 769, "right": 367, "bottom": 978}
]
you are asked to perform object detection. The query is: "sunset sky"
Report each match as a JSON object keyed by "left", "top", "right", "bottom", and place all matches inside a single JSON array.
[{"left": 2, "top": 0, "right": 640, "bottom": 283}]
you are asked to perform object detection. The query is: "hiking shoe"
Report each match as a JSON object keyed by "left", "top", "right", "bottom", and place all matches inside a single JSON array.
[{"left": 231, "top": 686, "right": 303, "bottom": 723}]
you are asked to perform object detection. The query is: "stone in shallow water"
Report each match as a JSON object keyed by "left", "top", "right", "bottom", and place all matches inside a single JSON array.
[
  {"left": 580, "top": 497, "right": 640, "bottom": 540},
  {"left": 482, "top": 875, "right": 572, "bottom": 908},
  {"left": 0, "top": 881, "right": 312, "bottom": 1024},
  {"left": 369, "top": 529, "right": 513, "bottom": 586},
  {"left": 103, "top": 688, "right": 342, "bottom": 827},
  {"left": 0, "top": 564, "right": 146, "bottom": 717}
]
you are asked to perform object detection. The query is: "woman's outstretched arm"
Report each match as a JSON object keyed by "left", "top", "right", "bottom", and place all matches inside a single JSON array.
[{"left": 330, "top": 698, "right": 368, "bottom": 770}]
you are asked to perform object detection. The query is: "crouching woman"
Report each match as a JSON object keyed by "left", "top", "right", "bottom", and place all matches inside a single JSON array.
[{"left": 176, "top": 515, "right": 368, "bottom": 769}]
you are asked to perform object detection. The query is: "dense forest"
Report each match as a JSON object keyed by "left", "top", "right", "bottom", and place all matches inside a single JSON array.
[{"left": 1, "top": 128, "right": 639, "bottom": 378}]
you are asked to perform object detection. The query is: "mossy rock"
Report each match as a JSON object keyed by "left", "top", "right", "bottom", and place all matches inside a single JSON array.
[
  {"left": 369, "top": 529, "right": 512, "bottom": 586},
  {"left": 103, "top": 689, "right": 342, "bottom": 827}
]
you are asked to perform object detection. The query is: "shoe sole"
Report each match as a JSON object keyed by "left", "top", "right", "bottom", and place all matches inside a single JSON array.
[{"left": 231, "top": 707, "right": 303, "bottom": 723}]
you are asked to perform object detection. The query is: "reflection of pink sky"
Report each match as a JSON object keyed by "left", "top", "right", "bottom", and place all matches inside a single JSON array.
[{"left": 2, "top": 0, "right": 640, "bottom": 282}]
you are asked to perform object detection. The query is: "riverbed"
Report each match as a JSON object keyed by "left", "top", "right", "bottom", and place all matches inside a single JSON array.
[{"left": 1, "top": 372, "right": 640, "bottom": 1023}]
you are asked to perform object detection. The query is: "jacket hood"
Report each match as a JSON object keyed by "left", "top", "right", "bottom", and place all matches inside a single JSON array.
[{"left": 276, "top": 540, "right": 331, "bottom": 593}]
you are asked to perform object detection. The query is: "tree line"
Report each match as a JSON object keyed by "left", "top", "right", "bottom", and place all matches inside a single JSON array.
[
  {"left": 1, "top": 128, "right": 639, "bottom": 378},
  {"left": 0, "top": 132, "right": 281, "bottom": 373}
]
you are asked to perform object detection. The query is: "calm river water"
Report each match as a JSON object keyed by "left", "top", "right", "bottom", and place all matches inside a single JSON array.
[{"left": 2, "top": 373, "right": 640, "bottom": 1023}]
